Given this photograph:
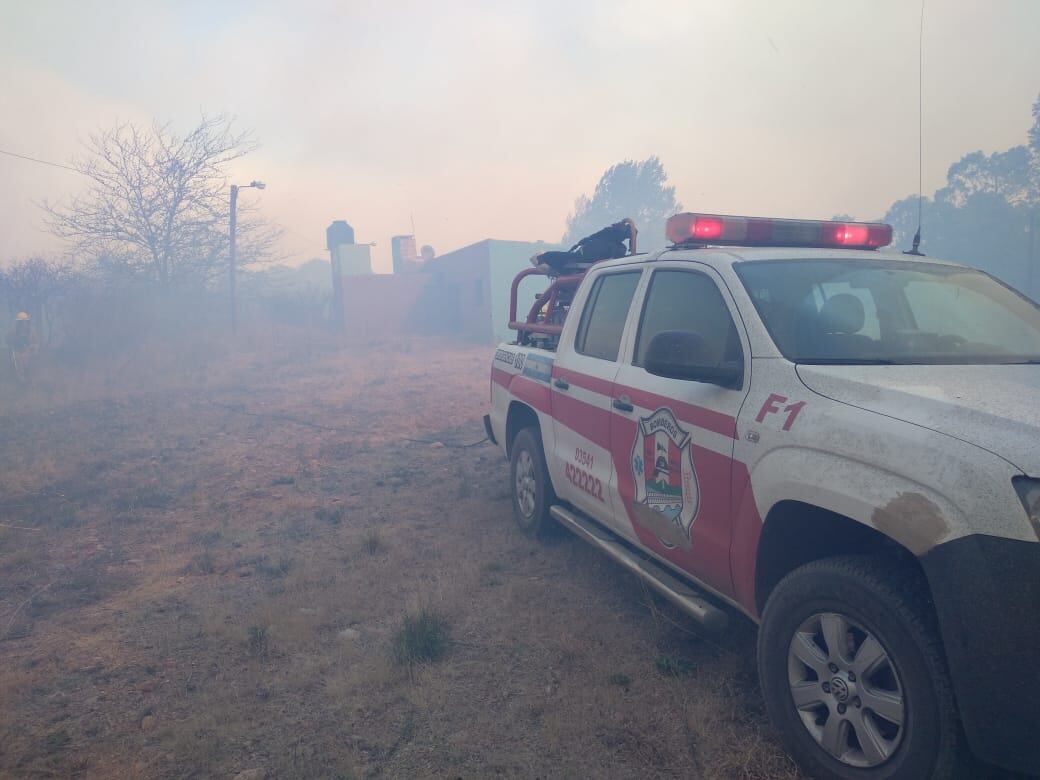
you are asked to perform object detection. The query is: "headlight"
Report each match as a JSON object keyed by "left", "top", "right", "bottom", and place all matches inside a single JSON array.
[{"left": 1012, "top": 477, "right": 1040, "bottom": 540}]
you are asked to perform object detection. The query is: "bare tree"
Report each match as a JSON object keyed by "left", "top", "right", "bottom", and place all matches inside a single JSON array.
[{"left": 44, "top": 115, "right": 278, "bottom": 286}]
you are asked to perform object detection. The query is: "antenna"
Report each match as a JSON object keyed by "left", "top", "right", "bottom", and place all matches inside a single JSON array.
[
  {"left": 410, "top": 213, "right": 416, "bottom": 238},
  {"left": 905, "top": 0, "right": 926, "bottom": 256}
]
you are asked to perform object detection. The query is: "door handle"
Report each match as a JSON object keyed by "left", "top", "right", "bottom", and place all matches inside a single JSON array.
[
  {"left": 553, "top": 378, "right": 570, "bottom": 390},
  {"left": 612, "top": 397, "right": 634, "bottom": 412}
]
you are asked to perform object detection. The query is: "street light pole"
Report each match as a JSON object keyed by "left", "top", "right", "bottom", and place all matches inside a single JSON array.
[
  {"left": 229, "top": 184, "right": 239, "bottom": 333},
  {"left": 228, "top": 180, "right": 266, "bottom": 333}
]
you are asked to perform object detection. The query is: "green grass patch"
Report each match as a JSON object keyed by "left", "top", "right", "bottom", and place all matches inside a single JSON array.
[
  {"left": 194, "top": 530, "right": 222, "bottom": 547},
  {"left": 361, "top": 529, "right": 386, "bottom": 555},
  {"left": 654, "top": 655, "right": 695, "bottom": 677},
  {"left": 44, "top": 729, "right": 71, "bottom": 753},
  {"left": 184, "top": 550, "right": 216, "bottom": 575},
  {"left": 392, "top": 609, "right": 449, "bottom": 665},
  {"left": 248, "top": 625, "right": 269, "bottom": 658},
  {"left": 315, "top": 506, "right": 345, "bottom": 526}
]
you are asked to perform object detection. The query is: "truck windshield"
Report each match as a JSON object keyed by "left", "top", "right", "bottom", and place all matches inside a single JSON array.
[{"left": 734, "top": 259, "right": 1040, "bottom": 365}]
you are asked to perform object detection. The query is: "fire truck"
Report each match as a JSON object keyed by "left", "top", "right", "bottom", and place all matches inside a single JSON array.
[{"left": 484, "top": 213, "right": 1040, "bottom": 778}]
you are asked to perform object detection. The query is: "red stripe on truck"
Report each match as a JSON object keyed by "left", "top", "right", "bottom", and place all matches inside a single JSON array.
[
  {"left": 553, "top": 366, "right": 615, "bottom": 396},
  {"left": 492, "top": 368, "right": 551, "bottom": 415},
  {"left": 621, "top": 386, "right": 738, "bottom": 440},
  {"left": 551, "top": 392, "right": 612, "bottom": 451},
  {"left": 495, "top": 366, "right": 612, "bottom": 449},
  {"left": 553, "top": 366, "right": 738, "bottom": 440}
]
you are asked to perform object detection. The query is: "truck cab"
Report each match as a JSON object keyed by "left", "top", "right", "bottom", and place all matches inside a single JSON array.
[{"left": 485, "top": 213, "right": 1040, "bottom": 779}]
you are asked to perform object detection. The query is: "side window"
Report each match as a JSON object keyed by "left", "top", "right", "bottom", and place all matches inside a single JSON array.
[
  {"left": 574, "top": 271, "right": 641, "bottom": 361},
  {"left": 634, "top": 270, "right": 742, "bottom": 367}
]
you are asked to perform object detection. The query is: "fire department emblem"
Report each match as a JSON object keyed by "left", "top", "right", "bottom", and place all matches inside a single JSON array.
[{"left": 630, "top": 408, "right": 699, "bottom": 550}]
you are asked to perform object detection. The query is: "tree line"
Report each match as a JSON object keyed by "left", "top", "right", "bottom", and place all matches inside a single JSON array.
[
  {"left": 561, "top": 91, "right": 1040, "bottom": 300},
  {"left": 883, "top": 92, "right": 1040, "bottom": 299},
  {"left": 3, "top": 92, "right": 1039, "bottom": 341}
]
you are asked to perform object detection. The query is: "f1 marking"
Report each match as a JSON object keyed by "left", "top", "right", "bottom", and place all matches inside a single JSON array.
[{"left": 755, "top": 393, "right": 806, "bottom": 431}]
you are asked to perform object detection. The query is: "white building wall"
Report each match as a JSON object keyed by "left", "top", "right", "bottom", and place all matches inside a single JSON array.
[{"left": 333, "top": 244, "right": 373, "bottom": 276}]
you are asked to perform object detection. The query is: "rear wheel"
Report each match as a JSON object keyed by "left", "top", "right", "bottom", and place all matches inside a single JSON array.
[
  {"left": 510, "top": 427, "right": 555, "bottom": 537},
  {"left": 758, "top": 556, "right": 967, "bottom": 779}
]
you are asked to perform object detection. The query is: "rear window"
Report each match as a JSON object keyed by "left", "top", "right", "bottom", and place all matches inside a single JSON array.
[{"left": 574, "top": 271, "right": 641, "bottom": 361}]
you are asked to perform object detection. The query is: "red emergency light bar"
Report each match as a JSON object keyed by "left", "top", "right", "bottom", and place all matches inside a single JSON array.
[{"left": 666, "top": 213, "right": 893, "bottom": 250}]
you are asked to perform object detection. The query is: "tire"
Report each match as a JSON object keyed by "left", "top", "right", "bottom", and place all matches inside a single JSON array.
[
  {"left": 758, "top": 556, "right": 968, "bottom": 780},
  {"left": 510, "top": 427, "right": 555, "bottom": 538}
]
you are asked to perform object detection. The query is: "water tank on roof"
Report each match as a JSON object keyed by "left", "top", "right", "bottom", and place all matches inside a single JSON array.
[
  {"left": 326, "top": 220, "right": 355, "bottom": 249},
  {"left": 391, "top": 234, "right": 418, "bottom": 274}
]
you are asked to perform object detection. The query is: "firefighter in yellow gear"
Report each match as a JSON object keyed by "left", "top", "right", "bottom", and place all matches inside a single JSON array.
[{"left": 7, "top": 312, "right": 38, "bottom": 382}]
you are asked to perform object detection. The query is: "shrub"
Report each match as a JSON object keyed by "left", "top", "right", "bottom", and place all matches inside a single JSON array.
[
  {"left": 392, "top": 609, "right": 448, "bottom": 665},
  {"left": 654, "top": 655, "right": 695, "bottom": 677},
  {"left": 247, "top": 625, "right": 269, "bottom": 658},
  {"left": 361, "top": 529, "right": 385, "bottom": 555},
  {"left": 315, "top": 506, "right": 344, "bottom": 525}
]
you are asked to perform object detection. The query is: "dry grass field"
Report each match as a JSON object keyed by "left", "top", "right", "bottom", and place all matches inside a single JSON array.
[{"left": 0, "top": 332, "right": 800, "bottom": 779}]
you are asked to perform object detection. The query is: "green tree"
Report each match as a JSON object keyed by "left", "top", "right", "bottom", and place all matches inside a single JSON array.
[
  {"left": 883, "top": 90, "right": 1040, "bottom": 300},
  {"left": 563, "top": 157, "right": 681, "bottom": 251},
  {"left": 885, "top": 189, "right": 1036, "bottom": 297},
  {"left": 1029, "top": 91, "right": 1040, "bottom": 156},
  {"left": 939, "top": 147, "right": 1033, "bottom": 207}
]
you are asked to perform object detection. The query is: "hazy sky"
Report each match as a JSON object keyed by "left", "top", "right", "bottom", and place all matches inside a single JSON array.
[{"left": 2, "top": 0, "right": 1039, "bottom": 272}]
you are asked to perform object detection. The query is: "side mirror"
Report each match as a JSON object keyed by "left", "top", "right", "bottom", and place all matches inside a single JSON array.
[{"left": 644, "top": 330, "right": 743, "bottom": 389}]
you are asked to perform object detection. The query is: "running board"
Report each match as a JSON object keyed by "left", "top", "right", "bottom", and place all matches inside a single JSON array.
[{"left": 549, "top": 505, "right": 729, "bottom": 633}]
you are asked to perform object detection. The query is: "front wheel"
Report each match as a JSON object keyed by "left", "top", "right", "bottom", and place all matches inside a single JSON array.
[
  {"left": 510, "top": 427, "right": 555, "bottom": 537},
  {"left": 758, "top": 556, "right": 968, "bottom": 779}
]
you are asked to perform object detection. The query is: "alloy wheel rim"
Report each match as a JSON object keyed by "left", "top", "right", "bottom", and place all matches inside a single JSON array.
[
  {"left": 787, "top": 611, "right": 906, "bottom": 768},
  {"left": 515, "top": 450, "right": 537, "bottom": 519}
]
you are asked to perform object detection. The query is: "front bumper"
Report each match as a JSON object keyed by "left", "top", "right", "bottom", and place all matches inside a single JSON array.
[{"left": 920, "top": 534, "right": 1040, "bottom": 773}]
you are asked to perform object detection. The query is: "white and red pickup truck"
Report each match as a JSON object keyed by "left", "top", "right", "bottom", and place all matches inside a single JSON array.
[{"left": 484, "top": 213, "right": 1040, "bottom": 779}]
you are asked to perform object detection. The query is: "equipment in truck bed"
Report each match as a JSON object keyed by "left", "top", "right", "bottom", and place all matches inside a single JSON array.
[
  {"left": 508, "top": 219, "right": 638, "bottom": 347},
  {"left": 535, "top": 218, "right": 638, "bottom": 274}
]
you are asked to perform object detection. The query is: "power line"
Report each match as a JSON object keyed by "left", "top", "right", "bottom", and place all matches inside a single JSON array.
[
  {"left": 0, "top": 147, "right": 83, "bottom": 174},
  {"left": 281, "top": 224, "right": 326, "bottom": 252}
]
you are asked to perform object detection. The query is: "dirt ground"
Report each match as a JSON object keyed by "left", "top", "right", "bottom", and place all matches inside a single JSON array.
[{"left": 0, "top": 332, "right": 800, "bottom": 779}]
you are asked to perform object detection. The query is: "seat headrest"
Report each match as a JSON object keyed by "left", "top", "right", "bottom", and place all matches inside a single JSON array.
[{"left": 819, "top": 293, "right": 865, "bottom": 335}]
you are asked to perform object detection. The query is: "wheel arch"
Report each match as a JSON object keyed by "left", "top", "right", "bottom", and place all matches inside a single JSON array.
[
  {"left": 505, "top": 401, "right": 541, "bottom": 458},
  {"left": 754, "top": 500, "right": 928, "bottom": 616}
]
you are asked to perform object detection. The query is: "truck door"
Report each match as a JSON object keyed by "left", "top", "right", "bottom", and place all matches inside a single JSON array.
[
  {"left": 608, "top": 266, "right": 750, "bottom": 599},
  {"left": 549, "top": 270, "right": 643, "bottom": 522}
]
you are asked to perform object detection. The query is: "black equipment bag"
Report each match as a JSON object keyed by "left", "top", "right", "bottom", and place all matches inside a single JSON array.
[{"left": 537, "top": 219, "right": 635, "bottom": 273}]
